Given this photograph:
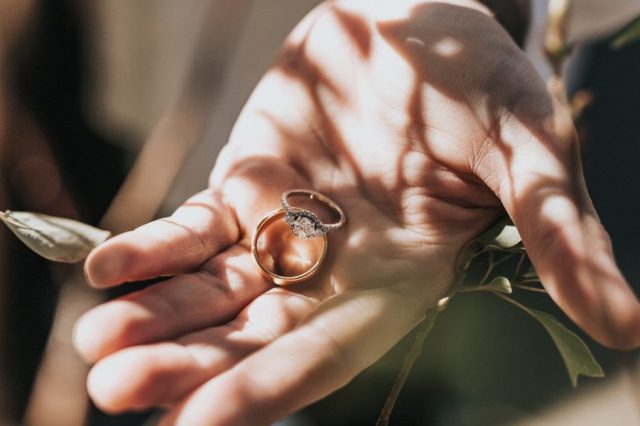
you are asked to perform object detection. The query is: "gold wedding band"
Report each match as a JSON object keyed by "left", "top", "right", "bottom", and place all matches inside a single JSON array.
[{"left": 251, "top": 208, "right": 328, "bottom": 285}]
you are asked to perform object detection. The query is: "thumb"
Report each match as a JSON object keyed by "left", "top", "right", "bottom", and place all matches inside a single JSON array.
[{"left": 476, "top": 96, "right": 640, "bottom": 350}]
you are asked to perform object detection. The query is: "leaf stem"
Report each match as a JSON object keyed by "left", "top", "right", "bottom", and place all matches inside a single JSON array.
[
  {"left": 376, "top": 309, "right": 439, "bottom": 426},
  {"left": 491, "top": 252, "right": 515, "bottom": 270},
  {"left": 456, "top": 285, "right": 494, "bottom": 293},
  {"left": 514, "top": 253, "right": 526, "bottom": 276},
  {"left": 479, "top": 251, "right": 494, "bottom": 285},
  {"left": 545, "top": 0, "right": 571, "bottom": 76},
  {"left": 512, "top": 283, "right": 547, "bottom": 293},
  {"left": 493, "top": 291, "right": 533, "bottom": 314},
  {"left": 469, "top": 246, "right": 487, "bottom": 259}
]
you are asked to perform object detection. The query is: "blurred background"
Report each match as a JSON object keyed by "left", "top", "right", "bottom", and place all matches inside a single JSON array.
[{"left": 0, "top": 1, "right": 639, "bottom": 425}]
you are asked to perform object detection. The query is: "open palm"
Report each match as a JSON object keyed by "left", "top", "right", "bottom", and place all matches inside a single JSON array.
[{"left": 74, "top": 1, "right": 640, "bottom": 425}]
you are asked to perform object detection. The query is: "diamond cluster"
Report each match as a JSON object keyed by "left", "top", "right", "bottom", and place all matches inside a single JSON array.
[{"left": 284, "top": 211, "right": 325, "bottom": 239}]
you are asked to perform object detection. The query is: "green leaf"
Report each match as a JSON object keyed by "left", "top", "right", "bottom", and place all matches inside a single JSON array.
[
  {"left": 488, "top": 276, "right": 512, "bottom": 294},
  {"left": 529, "top": 309, "right": 604, "bottom": 387},
  {"left": 0, "top": 210, "right": 110, "bottom": 263},
  {"left": 611, "top": 16, "right": 640, "bottom": 49},
  {"left": 476, "top": 217, "right": 522, "bottom": 249}
]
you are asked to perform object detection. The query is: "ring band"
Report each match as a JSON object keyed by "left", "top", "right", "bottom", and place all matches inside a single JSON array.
[
  {"left": 281, "top": 189, "right": 346, "bottom": 239},
  {"left": 251, "top": 208, "right": 328, "bottom": 285}
]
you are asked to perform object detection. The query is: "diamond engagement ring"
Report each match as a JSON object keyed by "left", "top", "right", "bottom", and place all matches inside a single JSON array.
[{"left": 280, "top": 189, "right": 346, "bottom": 239}]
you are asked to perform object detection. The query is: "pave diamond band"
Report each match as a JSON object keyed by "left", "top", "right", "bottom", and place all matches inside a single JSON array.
[{"left": 281, "top": 189, "right": 346, "bottom": 239}]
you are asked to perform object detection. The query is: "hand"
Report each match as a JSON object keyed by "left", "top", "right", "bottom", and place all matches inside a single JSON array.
[{"left": 74, "top": 1, "right": 640, "bottom": 424}]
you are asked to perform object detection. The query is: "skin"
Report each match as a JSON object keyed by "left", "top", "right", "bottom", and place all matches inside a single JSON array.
[{"left": 73, "top": 1, "right": 640, "bottom": 424}]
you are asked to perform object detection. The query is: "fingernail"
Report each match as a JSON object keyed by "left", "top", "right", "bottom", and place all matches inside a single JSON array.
[
  {"left": 72, "top": 313, "right": 100, "bottom": 363},
  {"left": 86, "top": 251, "right": 124, "bottom": 287}
]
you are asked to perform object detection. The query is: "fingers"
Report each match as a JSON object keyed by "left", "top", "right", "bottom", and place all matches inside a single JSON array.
[
  {"left": 74, "top": 246, "right": 271, "bottom": 362},
  {"left": 86, "top": 288, "right": 318, "bottom": 413},
  {"left": 85, "top": 190, "right": 240, "bottom": 287},
  {"left": 159, "top": 283, "right": 428, "bottom": 426},
  {"left": 476, "top": 97, "right": 640, "bottom": 349}
]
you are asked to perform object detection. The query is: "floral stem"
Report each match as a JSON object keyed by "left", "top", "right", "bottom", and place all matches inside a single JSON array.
[
  {"left": 376, "top": 309, "right": 439, "bottom": 426},
  {"left": 479, "top": 251, "right": 495, "bottom": 285},
  {"left": 491, "top": 252, "right": 515, "bottom": 269},
  {"left": 514, "top": 253, "right": 526, "bottom": 276},
  {"left": 456, "top": 285, "right": 494, "bottom": 293},
  {"left": 493, "top": 291, "right": 533, "bottom": 314},
  {"left": 545, "top": 0, "right": 571, "bottom": 76},
  {"left": 512, "top": 283, "right": 547, "bottom": 293}
]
